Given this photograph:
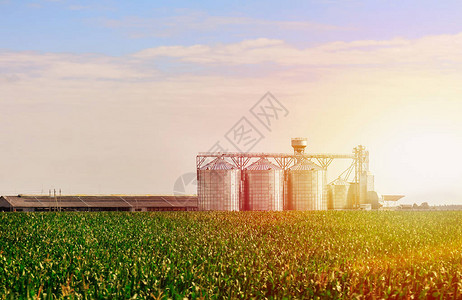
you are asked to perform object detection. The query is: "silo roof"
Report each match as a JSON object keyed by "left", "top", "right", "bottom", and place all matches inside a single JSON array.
[
  {"left": 290, "top": 159, "right": 322, "bottom": 171},
  {"left": 200, "top": 158, "right": 235, "bottom": 170},
  {"left": 246, "top": 158, "right": 282, "bottom": 170}
]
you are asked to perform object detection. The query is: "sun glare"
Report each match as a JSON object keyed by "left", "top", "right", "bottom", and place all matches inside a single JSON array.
[{"left": 381, "top": 129, "right": 462, "bottom": 202}]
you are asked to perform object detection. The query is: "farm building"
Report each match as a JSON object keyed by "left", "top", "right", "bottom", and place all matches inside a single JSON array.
[
  {"left": 196, "top": 138, "right": 379, "bottom": 211},
  {"left": 0, "top": 195, "right": 198, "bottom": 212}
]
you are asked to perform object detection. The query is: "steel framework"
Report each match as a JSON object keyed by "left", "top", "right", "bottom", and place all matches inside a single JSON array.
[
  {"left": 353, "top": 146, "right": 369, "bottom": 208},
  {"left": 197, "top": 152, "right": 354, "bottom": 169},
  {"left": 196, "top": 145, "right": 372, "bottom": 209},
  {"left": 197, "top": 147, "right": 368, "bottom": 180}
]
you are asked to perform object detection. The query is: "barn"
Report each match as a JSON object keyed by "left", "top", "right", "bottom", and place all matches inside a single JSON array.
[{"left": 0, "top": 195, "right": 198, "bottom": 212}]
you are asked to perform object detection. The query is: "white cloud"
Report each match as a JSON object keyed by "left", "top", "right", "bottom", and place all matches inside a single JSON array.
[
  {"left": 3, "top": 32, "right": 462, "bottom": 86},
  {"left": 0, "top": 51, "right": 158, "bottom": 81},
  {"left": 2, "top": 33, "right": 462, "bottom": 204},
  {"left": 132, "top": 33, "right": 462, "bottom": 68}
]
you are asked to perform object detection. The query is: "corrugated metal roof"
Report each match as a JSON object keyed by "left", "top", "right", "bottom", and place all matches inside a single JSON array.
[
  {"left": 290, "top": 160, "right": 322, "bottom": 171},
  {"left": 382, "top": 195, "right": 405, "bottom": 202},
  {"left": 0, "top": 195, "right": 198, "bottom": 208},
  {"left": 246, "top": 158, "right": 282, "bottom": 170},
  {"left": 200, "top": 158, "right": 235, "bottom": 170}
]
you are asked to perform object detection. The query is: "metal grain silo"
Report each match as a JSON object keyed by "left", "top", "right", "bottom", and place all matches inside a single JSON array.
[
  {"left": 347, "top": 183, "right": 359, "bottom": 208},
  {"left": 244, "top": 158, "right": 284, "bottom": 211},
  {"left": 287, "top": 160, "right": 326, "bottom": 210},
  {"left": 327, "top": 178, "right": 351, "bottom": 210},
  {"left": 198, "top": 158, "right": 240, "bottom": 211}
]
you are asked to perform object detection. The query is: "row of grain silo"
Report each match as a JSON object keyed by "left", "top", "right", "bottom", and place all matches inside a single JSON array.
[{"left": 198, "top": 156, "right": 341, "bottom": 211}]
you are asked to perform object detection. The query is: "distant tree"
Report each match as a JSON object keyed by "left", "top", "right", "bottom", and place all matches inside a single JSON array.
[
  {"left": 413, "top": 203, "right": 419, "bottom": 209},
  {"left": 420, "top": 202, "right": 430, "bottom": 209}
]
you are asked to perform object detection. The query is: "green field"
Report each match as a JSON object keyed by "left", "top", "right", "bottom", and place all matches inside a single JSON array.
[{"left": 1, "top": 211, "right": 462, "bottom": 299}]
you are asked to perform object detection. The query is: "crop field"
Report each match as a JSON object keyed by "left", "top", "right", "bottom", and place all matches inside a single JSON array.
[{"left": 1, "top": 211, "right": 462, "bottom": 299}]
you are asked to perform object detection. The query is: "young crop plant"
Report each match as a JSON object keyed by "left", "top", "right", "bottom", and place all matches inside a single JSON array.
[{"left": 0, "top": 211, "right": 461, "bottom": 299}]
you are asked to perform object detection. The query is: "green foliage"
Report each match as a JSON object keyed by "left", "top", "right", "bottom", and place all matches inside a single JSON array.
[{"left": 0, "top": 211, "right": 461, "bottom": 299}]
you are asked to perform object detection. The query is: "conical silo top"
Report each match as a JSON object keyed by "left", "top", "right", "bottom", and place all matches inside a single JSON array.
[
  {"left": 289, "top": 159, "right": 322, "bottom": 171},
  {"left": 200, "top": 158, "right": 235, "bottom": 170},
  {"left": 329, "top": 177, "right": 349, "bottom": 185},
  {"left": 246, "top": 158, "right": 282, "bottom": 170}
]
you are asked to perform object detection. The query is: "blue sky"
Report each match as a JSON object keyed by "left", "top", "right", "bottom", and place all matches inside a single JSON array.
[
  {"left": 2, "top": 1, "right": 462, "bottom": 205},
  {"left": 3, "top": 0, "right": 462, "bottom": 55}
]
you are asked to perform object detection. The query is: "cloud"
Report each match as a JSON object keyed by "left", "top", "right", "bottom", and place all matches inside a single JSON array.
[
  {"left": 3, "top": 32, "right": 462, "bottom": 87},
  {"left": 132, "top": 33, "right": 462, "bottom": 68},
  {"left": 2, "top": 33, "right": 462, "bottom": 203},
  {"left": 100, "top": 12, "right": 345, "bottom": 39},
  {"left": 3, "top": 31, "right": 462, "bottom": 86},
  {"left": 0, "top": 51, "right": 158, "bottom": 82}
]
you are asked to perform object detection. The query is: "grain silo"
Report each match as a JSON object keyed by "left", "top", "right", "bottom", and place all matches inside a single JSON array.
[
  {"left": 287, "top": 159, "right": 326, "bottom": 210},
  {"left": 244, "top": 158, "right": 284, "bottom": 211},
  {"left": 198, "top": 158, "right": 240, "bottom": 211},
  {"left": 347, "top": 183, "right": 359, "bottom": 208},
  {"left": 327, "top": 178, "right": 351, "bottom": 210}
]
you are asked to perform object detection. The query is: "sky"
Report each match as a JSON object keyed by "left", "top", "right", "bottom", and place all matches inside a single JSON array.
[{"left": 2, "top": 0, "right": 462, "bottom": 205}]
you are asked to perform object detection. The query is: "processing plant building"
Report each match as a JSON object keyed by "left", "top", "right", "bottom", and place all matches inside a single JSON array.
[
  {"left": 0, "top": 137, "right": 401, "bottom": 212},
  {"left": 197, "top": 138, "right": 379, "bottom": 211},
  {"left": 0, "top": 195, "right": 198, "bottom": 212}
]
